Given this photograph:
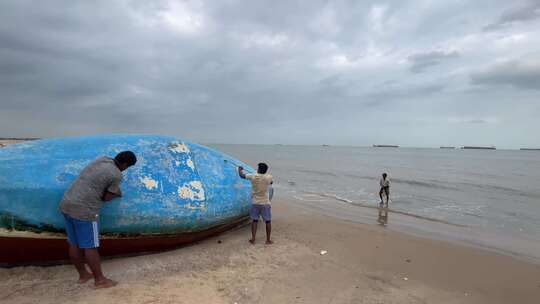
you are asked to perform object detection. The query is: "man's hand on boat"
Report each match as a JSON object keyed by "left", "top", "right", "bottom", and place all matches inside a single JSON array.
[
  {"left": 102, "top": 190, "right": 122, "bottom": 201},
  {"left": 238, "top": 166, "right": 247, "bottom": 179}
]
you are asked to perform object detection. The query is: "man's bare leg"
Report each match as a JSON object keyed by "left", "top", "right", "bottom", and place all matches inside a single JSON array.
[
  {"left": 249, "top": 221, "right": 258, "bottom": 244},
  {"left": 265, "top": 222, "right": 273, "bottom": 244},
  {"left": 385, "top": 188, "right": 390, "bottom": 207},
  {"left": 84, "top": 248, "right": 117, "bottom": 289},
  {"left": 68, "top": 244, "right": 93, "bottom": 283},
  {"left": 379, "top": 189, "right": 384, "bottom": 205}
]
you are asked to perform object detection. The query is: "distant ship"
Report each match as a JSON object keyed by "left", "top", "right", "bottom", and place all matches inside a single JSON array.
[
  {"left": 373, "top": 145, "right": 399, "bottom": 148},
  {"left": 440, "top": 146, "right": 456, "bottom": 149},
  {"left": 520, "top": 148, "right": 540, "bottom": 151},
  {"left": 322, "top": 144, "right": 330, "bottom": 147},
  {"left": 461, "top": 146, "right": 496, "bottom": 150}
]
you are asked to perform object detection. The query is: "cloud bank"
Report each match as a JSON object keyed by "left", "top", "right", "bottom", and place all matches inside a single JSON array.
[{"left": 0, "top": 0, "right": 539, "bottom": 148}]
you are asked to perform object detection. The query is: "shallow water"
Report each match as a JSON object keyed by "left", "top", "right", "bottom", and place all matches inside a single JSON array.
[{"left": 210, "top": 144, "right": 540, "bottom": 260}]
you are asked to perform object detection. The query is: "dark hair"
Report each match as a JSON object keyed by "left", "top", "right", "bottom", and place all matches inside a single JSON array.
[
  {"left": 257, "top": 163, "right": 268, "bottom": 174},
  {"left": 382, "top": 173, "right": 387, "bottom": 178},
  {"left": 115, "top": 151, "right": 137, "bottom": 167}
]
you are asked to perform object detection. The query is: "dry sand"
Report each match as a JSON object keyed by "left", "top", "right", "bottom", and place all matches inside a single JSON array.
[
  {"left": 1, "top": 199, "right": 540, "bottom": 304},
  {"left": 0, "top": 139, "right": 31, "bottom": 146}
]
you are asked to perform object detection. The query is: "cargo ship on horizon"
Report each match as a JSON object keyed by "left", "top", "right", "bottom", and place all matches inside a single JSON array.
[
  {"left": 373, "top": 145, "right": 399, "bottom": 148},
  {"left": 461, "top": 146, "right": 496, "bottom": 150}
]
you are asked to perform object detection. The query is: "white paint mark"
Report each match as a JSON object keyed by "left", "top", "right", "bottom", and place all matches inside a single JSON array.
[
  {"left": 183, "top": 202, "right": 206, "bottom": 210},
  {"left": 169, "top": 142, "right": 190, "bottom": 153},
  {"left": 175, "top": 160, "right": 181, "bottom": 166},
  {"left": 178, "top": 181, "right": 205, "bottom": 201},
  {"left": 140, "top": 176, "right": 158, "bottom": 190},
  {"left": 186, "top": 158, "right": 195, "bottom": 170}
]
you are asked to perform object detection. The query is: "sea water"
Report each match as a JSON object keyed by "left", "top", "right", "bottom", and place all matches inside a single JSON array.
[{"left": 211, "top": 144, "right": 540, "bottom": 261}]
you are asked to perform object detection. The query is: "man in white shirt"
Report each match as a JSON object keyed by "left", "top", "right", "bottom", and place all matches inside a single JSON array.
[
  {"left": 238, "top": 163, "right": 274, "bottom": 245},
  {"left": 379, "top": 173, "right": 391, "bottom": 207}
]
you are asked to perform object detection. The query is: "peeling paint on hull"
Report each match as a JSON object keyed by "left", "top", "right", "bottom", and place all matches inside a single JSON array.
[{"left": 0, "top": 134, "right": 254, "bottom": 264}]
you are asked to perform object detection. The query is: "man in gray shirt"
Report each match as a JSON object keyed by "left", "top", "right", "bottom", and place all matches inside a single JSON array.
[{"left": 59, "top": 151, "right": 136, "bottom": 289}]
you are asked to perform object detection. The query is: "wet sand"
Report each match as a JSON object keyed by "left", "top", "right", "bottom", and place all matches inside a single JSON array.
[{"left": 1, "top": 198, "right": 540, "bottom": 304}]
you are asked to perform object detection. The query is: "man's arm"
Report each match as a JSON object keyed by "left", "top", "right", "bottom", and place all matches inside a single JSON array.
[
  {"left": 102, "top": 190, "right": 121, "bottom": 202},
  {"left": 103, "top": 174, "right": 122, "bottom": 202}
]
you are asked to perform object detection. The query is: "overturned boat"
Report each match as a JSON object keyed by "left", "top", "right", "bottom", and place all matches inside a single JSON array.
[{"left": 0, "top": 135, "right": 253, "bottom": 265}]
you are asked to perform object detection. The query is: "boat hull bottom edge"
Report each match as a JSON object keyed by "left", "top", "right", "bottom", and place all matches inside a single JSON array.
[{"left": 0, "top": 216, "right": 249, "bottom": 267}]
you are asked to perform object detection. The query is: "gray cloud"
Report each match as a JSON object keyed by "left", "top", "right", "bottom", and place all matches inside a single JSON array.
[
  {"left": 408, "top": 51, "right": 460, "bottom": 73},
  {"left": 362, "top": 83, "right": 446, "bottom": 108},
  {"left": 471, "top": 59, "right": 540, "bottom": 90},
  {"left": 0, "top": 0, "right": 539, "bottom": 148},
  {"left": 467, "top": 119, "right": 487, "bottom": 124},
  {"left": 484, "top": 1, "right": 540, "bottom": 31}
]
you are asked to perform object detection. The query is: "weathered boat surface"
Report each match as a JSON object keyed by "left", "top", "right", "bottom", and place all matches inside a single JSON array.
[
  {"left": 0, "top": 135, "right": 253, "bottom": 265},
  {"left": 0, "top": 134, "right": 254, "bottom": 264}
]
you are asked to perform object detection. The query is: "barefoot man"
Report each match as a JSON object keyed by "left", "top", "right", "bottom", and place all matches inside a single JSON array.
[
  {"left": 238, "top": 163, "right": 274, "bottom": 245},
  {"left": 59, "top": 151, "right": 137, "bottom": 289},
  {"left": 379, "top": 172, "right": 391, "bottom": 207}
]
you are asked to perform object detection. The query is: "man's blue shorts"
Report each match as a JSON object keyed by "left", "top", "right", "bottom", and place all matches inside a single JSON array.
[
  {"left": 62, "top": 213, "right": 100, "bottom": 249},
  {"left": 250, "top": 204, "right": 271, "bottom": 222}
]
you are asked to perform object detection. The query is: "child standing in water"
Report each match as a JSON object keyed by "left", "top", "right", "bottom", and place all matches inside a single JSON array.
[{"left": 379, "top": 173, "right": 390, "bottom": 207}]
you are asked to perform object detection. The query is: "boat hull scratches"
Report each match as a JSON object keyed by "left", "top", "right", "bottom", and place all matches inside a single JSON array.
[{"left": 0, "top": 216, "right": 249, "bottom": 267}]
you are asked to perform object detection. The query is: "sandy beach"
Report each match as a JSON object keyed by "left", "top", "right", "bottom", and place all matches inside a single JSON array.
[
  {"left": 0, "top": 140, "right": 21, "bottom": 148},
  {"left": 0, "top": 139, "right": 33, "bottom": 146},
  {"left": 1, "top": 197, "right": 539, "bottom": 304}
]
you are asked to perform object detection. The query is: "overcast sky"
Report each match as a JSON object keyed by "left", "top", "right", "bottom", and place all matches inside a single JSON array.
[{"left": 1, "top": 0, "right": 539, "bottom": 148}]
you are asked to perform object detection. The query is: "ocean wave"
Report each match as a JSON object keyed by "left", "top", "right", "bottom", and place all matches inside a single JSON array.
[
  {"left": 293, "top": 169, "right": 338, "bottom": 177},
  {"left": 293, "top": 191, "right": 353, "bottom": 204},
  {"left": 291, "top": 170, "right": 459, "bottom": 192},
  {"left": 314, "top": 192, "right": 353, "bottom": 203},
  {"left": 456, "top": 182, "right": 540, "bottom": 199},
  {"left": 391, "top": 178, "right": 457, "bottom": 190},
  {"left": 462, "top": 212, "right": 483, "bottom": 218},
  {"left": 341, "top": 173, "right": 377, "bottom": 180},
  {"left": 293, "top": 191, "right": 467, "bottom": 227},
  {"left": 292, "top": 195, "right": 325, "bottom": 202}
]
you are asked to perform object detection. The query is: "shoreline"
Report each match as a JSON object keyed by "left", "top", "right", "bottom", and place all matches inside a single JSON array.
[
  {"left": 2, "top": 198, "right": 540, "bottom": 303},
  {"left": 288, "top": 193, "right": 540, "bottom": 265}
]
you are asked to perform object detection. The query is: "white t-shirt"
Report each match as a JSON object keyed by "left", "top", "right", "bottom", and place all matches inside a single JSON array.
[
  {"left": 380, "top": 177, "right": 390, "bottom": 188},
  {"left": 245, "top": 173, "right": 273, "bottom": 205}
]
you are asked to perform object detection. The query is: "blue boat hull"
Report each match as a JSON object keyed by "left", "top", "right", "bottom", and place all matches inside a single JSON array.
[{"left": 0, "top": 135, "right": 254, "bottom": 235}]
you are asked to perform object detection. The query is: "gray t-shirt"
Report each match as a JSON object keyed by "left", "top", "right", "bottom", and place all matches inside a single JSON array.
[{"left": 59, "top": 157, "right": 122, "bottom": 221}]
